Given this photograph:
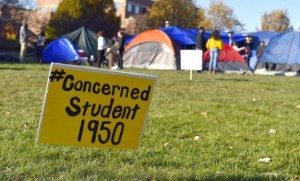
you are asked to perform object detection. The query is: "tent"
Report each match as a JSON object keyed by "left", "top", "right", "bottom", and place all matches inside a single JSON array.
[
  {"left": 259, "top": 31, "right": 300, "bottom": 72},
  {"left": 204, "top": 44, "right": 250, "bottom": 72},
  {"left": 63, "top": 27, "right": 98, "bottom": 58},
  {"left": 123, "top": 29, "right": 176, "bottom": 70},
  {"left": 249, "top": 31, "right": 280, "bottom": 49},
  {"left": 186, "top": 28, "right": 247, "bottom": 46},
  {"left": 43, "top": 37, "right": 80, "bottom": 64},
  {"left": 161, "top": 26, "right": 197, "bottom": 49}
]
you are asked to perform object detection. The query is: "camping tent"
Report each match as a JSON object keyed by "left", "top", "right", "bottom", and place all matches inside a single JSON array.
[
  {"left": 123, "top": 29, "right": 176, "bottom": 70},
  {"left": 186, "top": 28, "right": 246, "bottom": 46},
  {"left": 63, "top": 27, "right": 98, "bottom": 58},
  {"left": 161, "top": 26, "right": 197, "bottom": 49},
  {"left": 249, "top": 31, "right": 280, "bottom": 49},
  {"left": 43, "top": 37, "right": 80, "bottom": 63},
  {"left": 259, "top": 31, "right": 300, "bottom": 72},
  {"left": 204, "top": 44, "right": 250, "bottom": 72}
]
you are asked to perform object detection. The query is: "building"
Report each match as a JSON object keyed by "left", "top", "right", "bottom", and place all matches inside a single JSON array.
[
  {"left": 0, "top": 0, "right": 153, "bottom": 40},
  {"left": 36, "top": 0, "right": 62, "bottom": 12},
  {"left": 35, "top": 0, "right": 153, "bottom": 34},
  {"left": 114, "top": 0, "right": 153, "bottom": 33}
]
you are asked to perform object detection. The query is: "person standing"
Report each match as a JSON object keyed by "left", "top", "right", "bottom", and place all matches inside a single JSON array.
[
  {"left": 228, "top": 31, "right": 235, "bottom": 47},
  {"left": 196, "top": 26, "right": 206, "bottom": 52},
  {"left": 106, "top": 36, "right": 119, "bottom": 68},
  {"left": 36, "top": 31, "right": 46, "bottom": 64},
  {"left": 206, "top": 29, "right": 223, "bottom": 74},
  {"left": 243, "top": 35, "right": 253, "bottom": 67},
  {"left": 97, "top": 31, "right": 107, "bottom": 67},
  {"left": 19, "top": 21, "right": 28, "bottom": 63},
  {"left": 117, "top": 29, "right": 127, "bottom": 69}
]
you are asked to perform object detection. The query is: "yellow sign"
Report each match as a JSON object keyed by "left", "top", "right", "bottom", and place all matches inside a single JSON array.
[{"left": 36, "top": 63, "right": 157, "bottom": 149}]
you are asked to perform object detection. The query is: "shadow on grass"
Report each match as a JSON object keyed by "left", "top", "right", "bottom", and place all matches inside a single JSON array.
[
  {"left": 182, "top": 175, "right": 286, "bottom": 181},
  {"left": 217, "top": 78, "right": 251, "bottom": 82},
  {"left": 0, "top": 62, "right": 50, "bottom": 71},
  {"left": 0, "top": 66, "right": 27, "bottom": 70}
]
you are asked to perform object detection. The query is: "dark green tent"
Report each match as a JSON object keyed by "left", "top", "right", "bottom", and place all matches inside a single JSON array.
[{"left": 63, "top": 27, "right": 97, "bottom": 58}]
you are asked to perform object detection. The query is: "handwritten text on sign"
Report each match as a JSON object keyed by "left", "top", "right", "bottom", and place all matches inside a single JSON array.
[{"left": 36, "top": 63, "right": 157, "bottom": 149}]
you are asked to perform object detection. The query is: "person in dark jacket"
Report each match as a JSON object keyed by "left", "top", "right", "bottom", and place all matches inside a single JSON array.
[
  {"left": 242, "top": 35, "right": 253, "bottom": 66},
  {"left": 117, "top": 29, "right": 127, "bottom": 69},
  {"left": 256, "top": 40, "right": 269, "bottom": 69},
  {"left": 196, "top": 26, "right": 206, "bottom": 52}
]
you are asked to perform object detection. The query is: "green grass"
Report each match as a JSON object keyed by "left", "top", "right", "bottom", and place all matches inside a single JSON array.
[{"left": 0, "top": 63, "right": 299, "bottom": 180}]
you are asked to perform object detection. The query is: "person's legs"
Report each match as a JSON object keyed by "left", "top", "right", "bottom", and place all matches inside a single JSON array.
[
  {"left": 100, "top": 50, "right": 106, "bottom": 67},
  {"left": 36, "top": 46, "right": 42, "bottom": 63},
  {"left": 97, "top": 50, "right": 102, "bottom": 67},
  {"left": 209, "top": 49, "right": 214, "bottom": 72},
  {"left": 20, "top": 42, "right": 26, "bottom": 63},
  {"left": 118, "top": 53, "right": 123, "bottom": 69},
  {"left": 212, "top": 49, "right": 219, "bottom": 72},
  {"left": 209, "top": 48, "right": 218, "bottom": 73}
]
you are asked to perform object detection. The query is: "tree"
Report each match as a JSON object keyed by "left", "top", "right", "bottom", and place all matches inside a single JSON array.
[
  {"left": 206, "top": 0, "right": 244, "bottom": 31},
  {"left": 46, "top": 0, "right": 120, "bottom": 39},
  {"left": 197, "top": 7, "right": 213, "bottom": 29},
  {"left": 0, "top": 0, "right": 21, "bottom": 39},
  {"left": 147, "top": 0, "right": 204, "bottom": 28},
  {"left": 261, "top": 9, "right": 290, "bottom": 31}
]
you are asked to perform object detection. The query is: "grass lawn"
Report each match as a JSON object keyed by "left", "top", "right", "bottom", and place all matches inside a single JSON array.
[{"left": 0, "top": 63, "right": 299, "bottom": 180}]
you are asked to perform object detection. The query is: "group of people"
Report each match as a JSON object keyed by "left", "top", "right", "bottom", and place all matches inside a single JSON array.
[
  {"left": 196, "top": 27, "right": 224, "bottom": 74},
  {"left": 95, "top": 29, "right": 126, "bottom": 69},
  {"left": 19, "top": 21, "right": 46, "bottom": 64},
  {"left": 19, "top": 21, "right": 126, "bottom": 68},
  {"left": 19, "top": 22, "right": 267, "bottom": 73},
  {"left": 196, "top": 27, "right": 260, "bottom": 74}
]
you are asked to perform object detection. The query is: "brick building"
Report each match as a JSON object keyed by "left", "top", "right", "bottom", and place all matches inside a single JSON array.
[
  {"left": 0, "top": 0, "right": 153, "bottom": 40},
  {"left": 35, "top": 0, "right": 154, "bottom": 34},
  {"left": 114, "top": 0, "right": 153, "bottom": 33}
]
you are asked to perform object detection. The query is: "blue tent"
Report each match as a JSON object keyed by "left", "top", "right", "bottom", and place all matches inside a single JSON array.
[
  {"left": 249, "top": 31, "right": 280, "bottom": 49},
  {"left": 259, "top": 31, "right": 300, "bottom": 71},
  {"left": 185, "top": 28, "right": 247, "bottom": 46},
  {"left": 43, "top": 37, "right": 80, "bottom": 63},
  {"left": 161, "top": 26, "right": 197, "bottom": 48}
]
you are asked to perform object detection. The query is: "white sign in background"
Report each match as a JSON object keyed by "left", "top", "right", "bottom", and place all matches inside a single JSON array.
[{"left": 180, "top": 50, "right": 203, "bottom": 70}]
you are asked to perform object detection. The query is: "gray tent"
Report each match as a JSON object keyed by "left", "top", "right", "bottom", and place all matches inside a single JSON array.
[
  {"left": 123, "top": 29, "right": 176, "bottom": 70},
  {"left": 63, "top": 27, "right": 97, "bottom": 58}
]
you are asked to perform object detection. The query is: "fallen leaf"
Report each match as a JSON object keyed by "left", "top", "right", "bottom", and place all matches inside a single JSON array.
[
  {"left": 163, "top": 142, "right": 169, "bottom": 147},
  {"left": 258, "top": 157, "right": 271, "bottom": 163},
  {"left": 269, "top": 129, "right": 276, "bottom": 134},
  {"left": 265, "top": 172, "right": 278, "bottom": 177},
  {"left": 200, "top": 112, "right": 207, "bottom": 116}
]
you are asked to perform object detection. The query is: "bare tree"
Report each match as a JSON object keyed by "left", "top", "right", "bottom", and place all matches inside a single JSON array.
[{"left": 207, "top": 0, "right": 244, "bottom": 31}]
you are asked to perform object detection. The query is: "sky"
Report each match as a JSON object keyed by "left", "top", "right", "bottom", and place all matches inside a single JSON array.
[{"left": 194, "top": 0, "right": 300, "bottom": 32}]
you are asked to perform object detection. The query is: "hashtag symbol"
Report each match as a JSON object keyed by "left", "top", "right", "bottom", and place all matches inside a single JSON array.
[{"left": 49, "top": 69, "right": 66, "bottom": 82}]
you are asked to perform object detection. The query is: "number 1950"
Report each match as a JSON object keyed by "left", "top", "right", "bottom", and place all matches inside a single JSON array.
[{"left": 77, "top": 119, "right": 125, "bottom": 145}]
